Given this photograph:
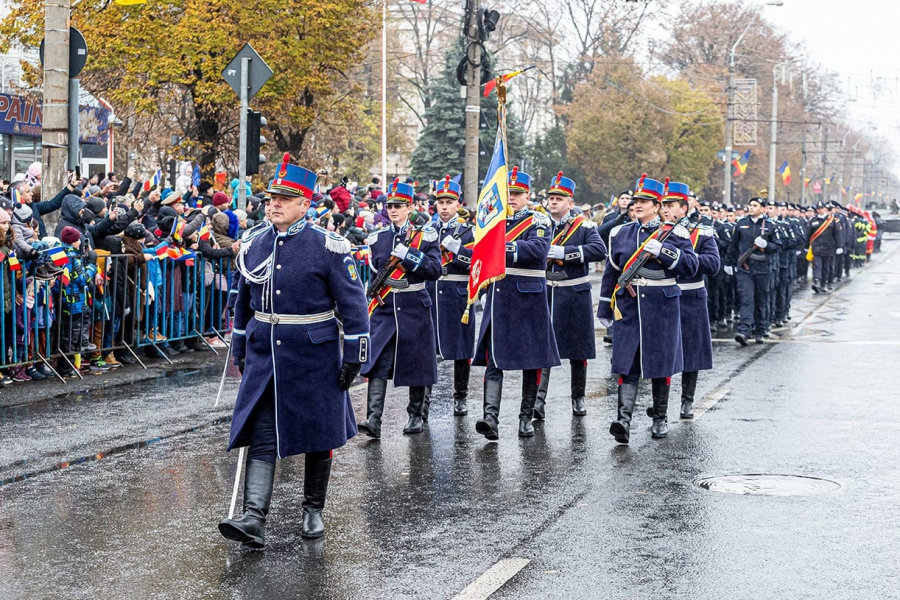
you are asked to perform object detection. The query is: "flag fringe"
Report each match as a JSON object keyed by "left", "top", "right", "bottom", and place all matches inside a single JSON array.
[{"left": 461, "top": 273, "right": 506, "bottom": 324}]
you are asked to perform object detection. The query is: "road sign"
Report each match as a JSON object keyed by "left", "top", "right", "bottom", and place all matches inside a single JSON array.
[
  {"left": 222, "top": 43, "right": 272, "bottom": 100},
  {"left": 39, "top": 27, "right": 88, "bottom": 78},
  {"left": 813, "top": 182, "right": 822, "bottom": 194}
]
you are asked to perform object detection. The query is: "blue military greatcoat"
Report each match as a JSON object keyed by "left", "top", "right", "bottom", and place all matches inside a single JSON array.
[
  {"left": 473, "top": 209, "right": 561, "bottom": 371},
  {"left": 546, "top": 214, "right": 607, "bottom": 360},
  {"left": 360, "top": 221, "right": 442, "bottom": 386},
  {"left": 426, "top": 218, "right": 476, "bottom": 360},
  {"left": 597, "top": 218, "right": 699, "bottom": 379},
  {"left": 229, "top": 220, "right": 370, "bottom": 458},
  {"left": 677, "top": 225, "right": 720, "bottom": 373}
]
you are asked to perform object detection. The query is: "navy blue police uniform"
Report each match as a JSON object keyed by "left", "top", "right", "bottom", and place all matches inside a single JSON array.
[
  {"left": 220, "top": 155, "right": 370, "bottom": 546},
  {"left": 425, "top": 176, "right": 476, "bottom": 417},
  {"left": 597, "top": 176, "right": 699, "bottom": 444},
  {"left": 534, "top": 172, "right": 607, "bottom": 419},
  {"left": 472, "top": 168, "right": 561, "bottom": 440},
  {"left": 358, "top": 180, "right": 442, "bottom": 438},
  {"left": 807, "top": 202, "right": 843, "bottom": 293}
]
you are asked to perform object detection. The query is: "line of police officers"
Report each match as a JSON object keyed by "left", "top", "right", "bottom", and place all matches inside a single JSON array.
[{"left": 217, "top": 155, "right": 867, "bottom": 548}]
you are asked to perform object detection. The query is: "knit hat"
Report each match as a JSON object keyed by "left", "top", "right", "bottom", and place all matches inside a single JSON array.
[
  {"left": 212, "top": 192, "right": 230, "bottom": 207},
  {"left": 86, "top": 197, "right": 106, "bottom": 215},
  {"left": 87, "top": 185, "right": 102, "bottom": 196},
  {"left": 0, "top": 209, "right": 9, "bottom": 224},
  {"left": 13, "top": 203, "right": 33, "bottom": 222},
  {"left": 60, "top": 226, "right": 81, "bottom": 245},
  {"left": 124, "top": 222, "right": 147, "bottom": 239}
]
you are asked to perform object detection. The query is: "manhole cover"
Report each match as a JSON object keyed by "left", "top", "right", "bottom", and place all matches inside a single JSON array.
[{"left": 693, "top": 474, "right": 840, "bottom": 496}]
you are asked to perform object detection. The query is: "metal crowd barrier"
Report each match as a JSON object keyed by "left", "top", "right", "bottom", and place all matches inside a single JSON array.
[{"left": 0, "top": 253, "right": 235, "bottom": 381}]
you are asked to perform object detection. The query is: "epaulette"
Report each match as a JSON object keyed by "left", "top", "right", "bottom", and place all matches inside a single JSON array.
[
  {"left": 609, "top": 223, "right": 626, "bottom": 239},
  {"left": 671, "top": 224, "right": 690, "bottom": 239},
  {"left": 240, "top": 221, "right": 270, "bottom": 243},
  {"left": 698, "top": 225, "right": 715, "bottom": 237},
  {"left": 312, "top": 225, "right": 351, "bottom": 254},
  {"left": 580, "top": 218, "right": 598, "bottom": 229},
  {"left": 532, "top": 211, "right": 551, "bottom": 227},
  {"left": 417, "top": 224, "right": 438, "bottom": 243},
  {"left": 365, "top": 229, "right": 384, "bottom": 246}
]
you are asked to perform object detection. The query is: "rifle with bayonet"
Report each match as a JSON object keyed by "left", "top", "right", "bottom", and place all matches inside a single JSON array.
[{"left": 616, "top": 217, "right": 693, "bottom": 297}]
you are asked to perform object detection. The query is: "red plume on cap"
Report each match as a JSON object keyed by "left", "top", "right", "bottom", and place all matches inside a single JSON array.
[
  {"left": 443, "top": 175, "right": 451, "bottom": 189},
  {"left": 556, "top": 171, "right": 564, "bottom": 185},
  {"left": 663, "top": 176, "right": 670, "bottom": 196},
  {"left": 278, "top": 153, "right": 290, "bottom": 178},
  {"left": 510, "top": 166, "right": 518, "bottom": 183},
  {"left": 637, "top": 173, "right": 647, "bottom": 191}
]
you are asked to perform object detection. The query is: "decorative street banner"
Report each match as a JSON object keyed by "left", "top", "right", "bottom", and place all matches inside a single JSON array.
[
  {"left": 0, "top": 92, "right": 111, "bottom": 144},
  {"left": 733, "top": 78, "right": 758, "bottom": 146}
]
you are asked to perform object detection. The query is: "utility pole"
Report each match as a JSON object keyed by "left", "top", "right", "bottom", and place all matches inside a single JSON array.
[
  {"left": 768, "top": 63, "right": 781, "bottom": 202},
  {"left": 800, "top": 126, "right": 807, "bottom": 205},
  {"left": 463, "top": 0, "right": 481, "bottom": 209},
  {"left": 821, "top": 126, "right": 829, "bottom": 203},
  {"left": 42, "top": 0, "right": 70, "bottom": 192},
  {"left": 724, "top": 71, "right": 734, "bottom": 205}
]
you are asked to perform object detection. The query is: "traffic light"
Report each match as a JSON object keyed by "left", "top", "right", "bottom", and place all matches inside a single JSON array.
[
  {"left": 478, "top": 8, "right": 500, "bottom": 40},
  {"left": 245, "top": 109, "right": 267, "bottom": 175},
  {"left": 167, "top": 159, "right": 178, "bottom": 190}
]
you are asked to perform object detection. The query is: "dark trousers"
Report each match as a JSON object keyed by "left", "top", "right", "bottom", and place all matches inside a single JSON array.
[
  {"left": 621, "top": 346, "right": 666, "bottom": 389},
  {"left": 812, "top": 255, "right": 835, "bottom": 282},
  {"left": 736, "top": 270, "right": 768, "bottom": 337},
  {"left": 368, "top": 336, "right": 396, "bottom": 380},
  {"left": 246, "top": 381, "right": 330, "bottom": 464},
  {"left": 707, "top": 272, "right": 722, "bottom": 321}
]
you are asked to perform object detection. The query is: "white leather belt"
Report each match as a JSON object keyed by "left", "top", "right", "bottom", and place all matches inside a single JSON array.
[
  {"left": 548, "top": 275, "right": 590, "bottom": 288},
  {"left": 439, "top": 274, "right": 469, "bottom": 282},
  {"left": 506, "top": 268, "right": 546, "bottom": 278},
  {"left": 678, "top": 281, "right": 706, "bottom": 291},
  {"left": 255, "top": 310, "right": 335, "bottom": 325},
  {"left": 394, "top": 282, "right": 426, "bottom": 292},
  {"left": 631, "top": 277, "right": 676, "bottom": 287}
]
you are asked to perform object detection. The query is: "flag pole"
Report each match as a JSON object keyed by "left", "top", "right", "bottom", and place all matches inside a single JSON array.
[{"left": 381, "top": 0, "right": 388, "bottom": 189}]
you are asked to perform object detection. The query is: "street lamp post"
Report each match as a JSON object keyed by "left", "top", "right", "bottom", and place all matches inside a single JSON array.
[
  {"left": 725, "top": 1, "right": 783, "bottom": 206},
  {"left": 768, "top": 58, "right": 801, "bottom": 201}
]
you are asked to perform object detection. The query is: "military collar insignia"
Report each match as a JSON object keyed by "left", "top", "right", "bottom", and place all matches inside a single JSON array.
[
  {"left": 642, "top": 216, "right": 661, "bottom": 229},
  {"left": 391, "top": 220, "right": 410, "bottom": 235},
  {"left": 281, "top": 218, "right": 307, "bottom": 237},
  {"left": 554, "top": 213, "right": 572, "bottom": 227},
  {"left": 439, "top": 218, "right": 458, "bottom": 231},
  {"left": 510, "top": 207, "right": 529, "bottom": 220}
]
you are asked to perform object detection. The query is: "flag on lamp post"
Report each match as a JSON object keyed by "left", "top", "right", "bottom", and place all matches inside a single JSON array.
[
  {"left": 779, "top": 160, "right": 791, "bottom": 186},
  {"left": 732, "top": 150, "right": 751, "bottom": 178}
]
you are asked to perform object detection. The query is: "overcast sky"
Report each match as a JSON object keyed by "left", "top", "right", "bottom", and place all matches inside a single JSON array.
[{"left": 764, "top": 0, "right": 900, "bottom": 173}]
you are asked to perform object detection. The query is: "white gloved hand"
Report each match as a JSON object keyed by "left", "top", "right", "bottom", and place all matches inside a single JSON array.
[
  {"left": 548, "top": 245, "right": 565, "bottom": 260},
  {"left": 644, "top": 238, "right": 663, "bottom": 256},
  {"left": 754, "top": 236, "right": 768, "bottom": 249},
  {"left": 598, "top": 318, "right": 613, "bottom": 329},
  {"left": 391, "top": 243, "right": 410, "bottom": 260},
  {"left": 796, "top": 250, "right": 802, "bottom": 256},
  {"left": 836, "top": 247, "right": 844, "bottom": 255},
  {"left": 441, "top": 236, "right": 461, "bottom": 254},
  {"left": 724, "top": 266, "right": 734, "bottom": 276}
]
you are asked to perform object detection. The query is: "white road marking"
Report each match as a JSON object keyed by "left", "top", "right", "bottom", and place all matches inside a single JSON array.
[
  {"left": 452, "top": 559, "right": 531, "bottom": 600},
  {"left": 687, "top": 387, "right": 730, "bottom": 420}
]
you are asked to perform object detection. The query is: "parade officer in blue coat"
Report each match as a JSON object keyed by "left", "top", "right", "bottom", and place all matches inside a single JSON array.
[
  {"left": 425, "top": 175, "right": 476, "bottom": 418},
  {"left": 534, "top": 171, "right": 607, "bottom": 419},
  {"left": 357, "top": 179, "right": 442, "bottom": 438},
  {"left": 597, "top": 175, "right": 699, "bottom": 444},
  {"left": 219, "top": 154, "right": 370, "bottom": 546},
  {"left": 660, "top": 182, "right": 720, "bottom": 419},
  {"left": 472, "top": 167, "right": 561, "bottom": 440}
]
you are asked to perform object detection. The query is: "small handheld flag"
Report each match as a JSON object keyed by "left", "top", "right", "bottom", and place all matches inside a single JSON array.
[
  {"left": 48, "top": 246, "right": 68, "bottom": 266},
  {"left": 8, "top": 253, "right": 21, "bottom": 271},
  {"left": 779, "top": 161, "right": 791, "bottom": 186}
]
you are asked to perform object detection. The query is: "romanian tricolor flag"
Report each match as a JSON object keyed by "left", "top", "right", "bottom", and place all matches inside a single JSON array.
[
  {"left": 48, "top": 246, "right": 68, "bottom": 266},
  {"left": 804, "top": 177, "right": 811, "bottom": 188},
  {"left": 732, "top": 150, "right": 751, "bottom": 178},
  {"left": 198, "top": 225, "right": 211, "bottom": 241},
  {"left": 7, "top": 252, "right": 21, "bottom": 272},
  {"left": 462, "top": 122, "right": 509, "bottom": 324},
  {"left": 779, "top": 161, "right": 791, "bottom": 186},
  {"left": 173, "top": 221, "right": 186, "bottom": 242},
  {"left": 482, "top": 66, "right": 535, "bottom": 98},
  {"left": 143, "top": 169, "right": 162, "bottom": 192},
  {"left": 154, "top": 241, "right": 169, "bottom": 258},
  {"left": 855, "top": 193, "right": 863, "bottom": 202},
  {"left": 61, "top": 267, "right": 71, "bottom": 286},
  {"left": 166, "top": 246, "right": 181, "bottom": 260},
  {"left": 824, "top": 173, "right": 835, "bottom": 185}
]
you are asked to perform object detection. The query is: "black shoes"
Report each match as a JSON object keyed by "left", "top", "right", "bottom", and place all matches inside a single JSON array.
[
  {"left": 218, "top": 459, "right": 275, "bottom": 549},
  {"left": 735, "top": 333, "right": 749, "bottom": 346},
  {"left": 300, "top": 454, "right": 331, "bottom": 539},
  {"left": 475, "top": 379, "right": 502, "bottom": 440},
  {"left": 518, "top": 370, "right": 538, "bottom": 437},
  {"left": 649, "top": 379, "right": 670, "bottom": 439},
  {"left": 609, "top": 382, "right": 638, "bottom": 444},
  {"left": 357, "top": 378, "right": 387, "bottom": 439},
  {"left": 403, "top": 387, "right": 426, "bottom": 434}
]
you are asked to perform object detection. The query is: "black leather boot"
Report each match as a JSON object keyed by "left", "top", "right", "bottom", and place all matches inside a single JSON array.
[
  {"left": 301, "top": 453, "right": 332, "bottom": 539},
  {"left": 571, "top": 361, "right": 587, "bottom": 417},
  {"left": 518, "top": 370, "right": 538, "bottom": 437},
  {"left": 609, "top": 382, "right": 638, "bottom": 444},
  {"left": 422, "top": 386, "right": 432, "bottom": 423},
  {"left": 453, "top": 360, "right": 470, "bottom": 416},
  {"left": 218, "top": 459, "right": 275, "bottom": 548},
  {"left": 649, "top": 378, "right": 670, "bottom": 438},
  {"left": 681, "top": 371, "right": 698, "bottom": 419},
  {"left": 357, "top": 378, "right": 387, "bottom": 439},
  {"left": 533, "top": 367, "right": 550, "bottom": 420},
  {"left": 812, "top": 278, "right": 821, "bottom": 293},
  {"left": 475, "top": 379, "right": 502, "bottom": 440},
  {"left": 404, "top": 387, "right": 426, "bottom": 434}
]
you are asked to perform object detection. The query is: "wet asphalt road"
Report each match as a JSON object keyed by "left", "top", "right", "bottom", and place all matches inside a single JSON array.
[{"left": 2, "top": 241, "right": 899, "bottom": 600}]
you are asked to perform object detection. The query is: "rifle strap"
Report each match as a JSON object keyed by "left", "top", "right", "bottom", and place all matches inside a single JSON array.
[
  {"left": 551, "top": 215, "right": 585, "bottom": 245},
  {"left": 610, "top": 228, "right": 661, "bottom": 321},
  {"left": 368, "top": 230, "right": 424, "bottom": 316}
]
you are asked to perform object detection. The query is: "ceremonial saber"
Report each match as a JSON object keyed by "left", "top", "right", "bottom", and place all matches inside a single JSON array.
[
  {"left": 228, "top": 446, "right": 246, "bottom": 520},
  {"left": 214, "top": 341, "right": 232, "bottom": 408}
]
